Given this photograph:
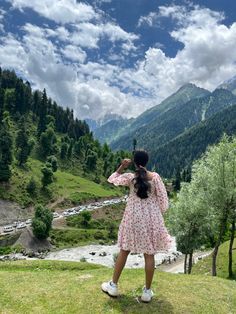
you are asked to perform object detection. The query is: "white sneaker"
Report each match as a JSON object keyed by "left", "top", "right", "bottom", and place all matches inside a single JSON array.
[
  {"left": 141, "top": 286, "right": 154, "bottom": 302},
  {"left": 101, "top": 280, "right": 119, "bottom": 297}
]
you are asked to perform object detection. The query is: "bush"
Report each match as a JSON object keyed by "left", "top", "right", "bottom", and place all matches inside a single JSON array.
[
  {"left": 26, "top": 177, "right": 37, "bottom": 196},
  {"left": 81, "top": 211, "right": 92, "bottom": 228},
  {"left": 94, "top": 231, "right": 105, "bottom": 240},
  {"left": 32, "top": 219, "right": 47, "bottom": 240},
  {"left": 32, "top": 204, "right": 53, "bottom": 239}
]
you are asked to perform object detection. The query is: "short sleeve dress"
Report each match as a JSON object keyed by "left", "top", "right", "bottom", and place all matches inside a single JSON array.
[{"left": 107, "top": 171, "right": 173, "bottom": 255}]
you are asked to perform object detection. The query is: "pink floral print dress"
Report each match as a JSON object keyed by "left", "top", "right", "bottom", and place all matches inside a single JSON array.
[{"left": 108, "top": 171, "right": 173, "bottom": 255}]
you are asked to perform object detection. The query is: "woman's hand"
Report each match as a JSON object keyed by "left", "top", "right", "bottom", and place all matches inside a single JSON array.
[
  {"left": 121, "top": 158, "right": 132, "bottom": 169},
  {"left": 116, "top": 158, "right": 132, "bottom": 174}
]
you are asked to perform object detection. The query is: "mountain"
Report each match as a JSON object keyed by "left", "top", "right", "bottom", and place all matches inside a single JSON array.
[
  {"left": 91, "top": 83, "right": 209, "bottom": 145},
  {"left": 151, "top": 103, "right": 236, "bottom": 177},
  {"left": 92, "top": 116, "right": 131, "bottom": 144},
  {"left": 110, "top": 88, "right": 236, "bottom": 151},
  {"left": 217, "top": 75, "right": 236, "bottom": 95}
]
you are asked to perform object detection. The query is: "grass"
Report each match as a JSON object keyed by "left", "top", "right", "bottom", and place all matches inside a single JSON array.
[
  {"left": 0, "top": 259, "right": 235, "bottom": 313},
  {"left": 50, "top": 228, "right": 113, "bottom": 248},
  {"left": 0, "top": 158, "right": 121, "bottom": 207},
  {"left": 192, "top": 237, "right": 236, "bottom": 280}
]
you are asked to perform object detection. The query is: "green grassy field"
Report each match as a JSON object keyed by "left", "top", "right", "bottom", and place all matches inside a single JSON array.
[
  {"left": 0, "top": 260, "right": 235, "bottom": 314},
  {"left": 0, "top": 158, "right": 121, "bottom": 207},
  {"left": 192, "top": 237, "right": 236, "bottom": 280}
]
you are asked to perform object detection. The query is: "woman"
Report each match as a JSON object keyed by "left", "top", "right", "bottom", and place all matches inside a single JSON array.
[{"left": 101, "top": 150, "right": 173, "bottom": 302}]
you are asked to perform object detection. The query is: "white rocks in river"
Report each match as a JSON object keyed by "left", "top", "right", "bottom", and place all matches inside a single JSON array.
[{"left": 45, "top": 238, "right": 182, "bottom": 269}]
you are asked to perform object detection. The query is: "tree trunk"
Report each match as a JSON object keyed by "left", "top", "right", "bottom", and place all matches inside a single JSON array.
[
  {"left": 188, "top": 251, "right": 193, "bottom": 274},
  {"left": 212, "top": 212, "right": 229, "bottom": 276},
  {"left": 228, "top": 219, "right": 235, "bottom": 278},
  {"left": 184, "top": 254, "right": 188, "bottom": 274}
]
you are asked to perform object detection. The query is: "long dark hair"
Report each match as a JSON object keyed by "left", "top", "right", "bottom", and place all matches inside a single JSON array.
[{"left": 132, "top": 150, "right": 151, "bottom": 199}]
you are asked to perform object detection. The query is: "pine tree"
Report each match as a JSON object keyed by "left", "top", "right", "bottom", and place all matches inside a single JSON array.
[
  {"left": 37, "top": 88, "right": 48, "bottom": 136},
  {"left": 15, "top": 117, "right": 33, "bottom": 166},
  {"left": 0, "top": 112, "right": 13, "bottom": 182}
]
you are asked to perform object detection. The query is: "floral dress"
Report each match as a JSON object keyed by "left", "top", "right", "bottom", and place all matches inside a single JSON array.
[{"left": 107, "top": 171, "right": 173, "bottom": 255}]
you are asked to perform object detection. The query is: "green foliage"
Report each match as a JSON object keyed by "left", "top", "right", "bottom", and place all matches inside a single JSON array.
[
  {"left": 26, "top": 177, "right": 37, "bottom": 196},
  {"left": 107, "top": 221, "right": 117, "bottom": 239},
  {"left": 50, "top": 228, "right": 108, "bottom": 247},
  {"left": 32, "top": 204, "right": 53, "bottom": 239},
  {"left": 41, "top": 164, "right": 54, "bottom": 188},
  {"left": 15, "top": 117, "right": 33, "bottom": 165},
  {"left": 192, "top": 237, "right": 236, "bottom": 280},
  {"left": 151, "top": 103, "right": 236, "bottom": 178},
  {"left": 39, "top": 126, "right": 57, "bottom": 158},
  {"left": 60, "top": 142, "right": 68, "bottom": 159},
  {"left": 0, "top": 112, "right": 13, "bottom": 182},
  {"left": 168, "top": 135, "right": 236, "bottom": 264},
  {"left": 47, "top": 155, "right": 58, "bottom": 172},
  {"left": 80, "top": 210, "right": 92, "bottom": 227}
]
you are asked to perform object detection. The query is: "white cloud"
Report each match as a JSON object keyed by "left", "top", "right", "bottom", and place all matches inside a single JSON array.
[
  {"left": 137, "top": 12, "right": 160, "bottom": 28},
  {"left": 1, "top": 3, "right": 236, "bottom": 121},
  {"left": 61, "top": 45, "right": 87, "bottom": 63},
  {"left": 0, "top": 8, "right": 6, "bottom": 32},
  {"left": 134, "top": 5, "right": 236, "bottom": 100},
  {"left": 8, "top": 0, "right": 97, "bottom": 24}
]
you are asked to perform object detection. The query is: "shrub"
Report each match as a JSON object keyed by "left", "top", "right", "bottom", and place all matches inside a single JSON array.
[
  {"left": 94, "top": 231, "right": 105, "bottom": 240},
  {"left": 32, "top": 204, "right": 53, "bottom": 239}
]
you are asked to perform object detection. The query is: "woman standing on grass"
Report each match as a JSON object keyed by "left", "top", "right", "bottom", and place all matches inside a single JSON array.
[{"left": 101, "top": 149, "right": 173, "bottom": 302}]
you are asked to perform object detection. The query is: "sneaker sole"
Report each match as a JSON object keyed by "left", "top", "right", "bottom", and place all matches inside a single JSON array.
[
  {"left": 141, "top": 298, "right": 152, "bottom": 303},
  {"left": 101, "top": 287, "right": 119, "bottom": 298}
]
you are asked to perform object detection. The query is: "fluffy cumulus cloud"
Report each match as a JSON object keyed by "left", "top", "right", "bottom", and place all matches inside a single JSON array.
[
  {"left": 135, "top": 4, "right": 236, "bottom": 97},
  {"left": 1, "top": 2, "right": 236, "bottom": 120},
  {"left": 7, "top": 0, "right": 97, "bottom": 24}
]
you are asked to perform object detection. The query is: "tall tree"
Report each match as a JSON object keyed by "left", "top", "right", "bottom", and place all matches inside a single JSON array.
[
  {"left": 0, "top": 112, "right": 13, "bottom": 182},
  {"left": 37, "top": 88, "right": 48, "bottom": 136},
  {"left": 15, "top": 117, "right": 33, "bottom": 166}
]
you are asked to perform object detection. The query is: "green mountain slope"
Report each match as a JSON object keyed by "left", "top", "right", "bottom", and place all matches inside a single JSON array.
[
  {"left": 111, "top": 88, "right": 236, "bottom": 151},
  {"left": 151, "top": 103, "right": 236, "bottom": 177},
  {"left": 93, "top": 117, "right": 131, "bottom": 144},
  {"left": 0, "top": 260, "right": 235, "bottom": 313},
  {"left": 93, "top": 83, "right": 209, "bottom": 146}
]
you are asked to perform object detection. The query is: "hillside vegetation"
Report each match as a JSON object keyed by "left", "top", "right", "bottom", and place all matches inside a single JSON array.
[
  {"left": 192, "top": 237, "right": 236, "bottom": 280},
  {"left": 152, "top": 103, "right": 236, "bottom": 177},
  {"left": 0, "top": 260, "right": 235, "bottom": 313},
  {"left": 0, "top": 68, "right": 128, "bottom": 208}
]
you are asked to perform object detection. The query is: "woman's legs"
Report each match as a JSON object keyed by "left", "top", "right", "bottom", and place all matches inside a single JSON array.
[
  {"left": 144, "top": 253, "right": 155, "bottom": 289},
  {"left": 112, "top": 249, "right": 130, "bottom": 284}
]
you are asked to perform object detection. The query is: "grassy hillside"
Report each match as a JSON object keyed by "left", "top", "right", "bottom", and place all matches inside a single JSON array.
[
  {"left": 192, "top": 238, "right": 236, "bottom": 280},
  {"left": 0, "top": 260, "right": 235, "bottom": 313},
  {"left": 0, "top": 158, "right": 121, "bottom": 208}
]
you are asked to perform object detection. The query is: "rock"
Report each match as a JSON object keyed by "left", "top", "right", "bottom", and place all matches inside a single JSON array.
[
  {"left": 89, "top": 252, "right": 96, "bottom": 256},
  {"left": 99, "top": 251, "right": 107, "bottom": 257}
]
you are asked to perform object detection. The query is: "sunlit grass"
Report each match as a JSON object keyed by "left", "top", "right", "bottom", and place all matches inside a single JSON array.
[{"left": 0, "top": 260, "right": 235, "bottom": 313}]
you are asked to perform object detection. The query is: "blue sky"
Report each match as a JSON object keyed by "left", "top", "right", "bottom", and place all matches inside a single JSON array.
[{"left": 0, "top": 0, "right": 236, "bottom": 120}]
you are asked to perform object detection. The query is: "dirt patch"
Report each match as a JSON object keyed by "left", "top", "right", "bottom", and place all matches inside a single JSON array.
[
  {"left": 0, "top": 200, "right": 34, "bottom": 226},
  {"left": 91, "top": 204, "right": 125, "bottom": 221},
  {"left": 52, "top": 217, "right": 67, "bottom": 229}
]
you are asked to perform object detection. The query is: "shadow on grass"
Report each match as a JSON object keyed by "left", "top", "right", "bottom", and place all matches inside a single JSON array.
[{"left": 103, "top": 289, "right": 174, "bottom": 314}]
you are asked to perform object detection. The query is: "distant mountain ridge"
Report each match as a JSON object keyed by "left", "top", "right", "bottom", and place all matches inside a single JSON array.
[
  {"left": 217, "top": 75, "right": 236, "bottom": 95},
  {"left": 92, "top": 83, "right": 210, "bottom": 145},
  {"left": 151, "top": 103, "right": 236, "bottom": 177},
  {"left": 110, "top": 87, "right": 236, "bottom": 151}
]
